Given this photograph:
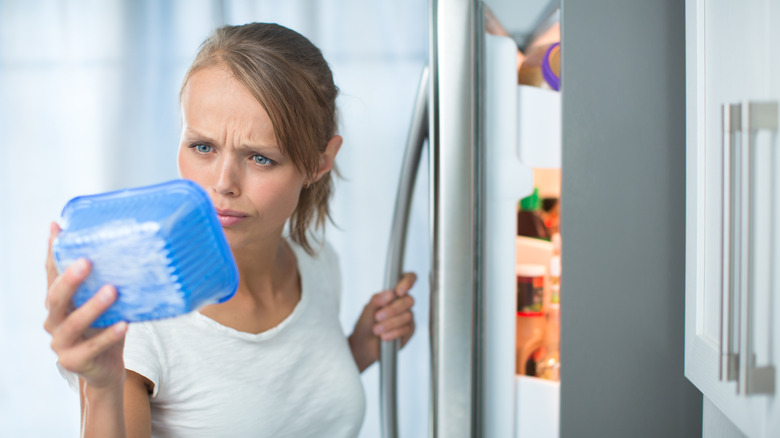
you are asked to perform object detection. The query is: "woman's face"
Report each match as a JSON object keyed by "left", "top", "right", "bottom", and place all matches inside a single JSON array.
[{"left": 177, "top": 65, "right": 306, "bottom": 250}]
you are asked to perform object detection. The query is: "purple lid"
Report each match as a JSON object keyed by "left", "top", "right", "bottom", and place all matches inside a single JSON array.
[{"left": 541, "top": 42, "right": 561, "bottom": 91}]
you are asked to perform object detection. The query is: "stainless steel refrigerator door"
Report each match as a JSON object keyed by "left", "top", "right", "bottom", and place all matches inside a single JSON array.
[{"left": 429, "top": 0, "right": 482, "bottom": 437}]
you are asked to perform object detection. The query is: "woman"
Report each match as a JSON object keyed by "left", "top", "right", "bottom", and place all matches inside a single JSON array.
[{"left": 44, "top": 22, "right": 416, "bottom": 437}]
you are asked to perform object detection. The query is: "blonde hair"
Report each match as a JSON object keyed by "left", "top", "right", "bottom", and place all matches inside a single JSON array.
[{"left": 181, "top": 23, "right": 339, "bottom": 255}]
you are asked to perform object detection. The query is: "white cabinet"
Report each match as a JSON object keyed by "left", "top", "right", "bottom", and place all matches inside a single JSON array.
[{"left": 685, "top": 0, "right": 780, "bottom": 436}]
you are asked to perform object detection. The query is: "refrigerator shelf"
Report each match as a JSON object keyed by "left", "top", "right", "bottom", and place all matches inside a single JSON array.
[
  {"left": 515, "top": 375, "right": 560, "bottom": 438},
  {"left": 518, "top": 85, "right": 562, "bottom": 169}
]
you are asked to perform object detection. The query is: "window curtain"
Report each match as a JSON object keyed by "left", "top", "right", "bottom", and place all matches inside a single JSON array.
[{"left": 0, "top": 1, "right": 429, "bottom": 436}]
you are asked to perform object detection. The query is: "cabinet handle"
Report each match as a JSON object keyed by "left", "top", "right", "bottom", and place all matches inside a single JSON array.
[
  {"left": 720, "top": 104, "right": 739, "bottom": 382},
  {"left": 738, "top": 101, "right": 778, "bottom": 395}
]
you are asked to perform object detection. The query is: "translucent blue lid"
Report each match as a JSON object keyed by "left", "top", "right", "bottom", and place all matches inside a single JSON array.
[{"left": 52, "top": 179, "right": 239, "bottom": 327}]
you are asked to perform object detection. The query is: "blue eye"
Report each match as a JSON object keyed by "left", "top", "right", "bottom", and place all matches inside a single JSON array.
[
  {"left": 192, "top": 144, "right": 212, "bottom": 154},
  {"left": 253, "top": 155, "right": 272, "bottom": 166}
]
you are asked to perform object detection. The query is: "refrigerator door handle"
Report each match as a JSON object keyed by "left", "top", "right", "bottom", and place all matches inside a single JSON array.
[{"left": 380, "top": 65, "right": 429, "bottom": 438}]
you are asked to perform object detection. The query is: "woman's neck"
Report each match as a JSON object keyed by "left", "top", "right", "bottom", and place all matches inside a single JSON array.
[
  {"left": 198, "top": 234, "right": 302, "bottom": 334},
  {"left": 230, "top": 235, "right": 293, "bottom": 301}
]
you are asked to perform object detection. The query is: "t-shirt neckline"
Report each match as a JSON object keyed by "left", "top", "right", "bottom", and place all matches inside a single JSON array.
[{"left": 191, "top": 239, "right": 309, "bottom": 342}]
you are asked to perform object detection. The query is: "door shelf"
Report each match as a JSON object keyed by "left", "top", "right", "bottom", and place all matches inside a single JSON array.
[
  {"left": 517, "top": 85, "right": 561, "bottom": 169},
  {"left": 515, "top": 375, "right": 560, "bottom": 438}
]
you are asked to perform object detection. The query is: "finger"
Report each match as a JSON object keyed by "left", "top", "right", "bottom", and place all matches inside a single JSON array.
[
  {"left": 367, "top": 290, "right": 396, "bottom": 311},
  {"left": 374, "top": 310, "right": 414, "bottom": 336},
  {"left": 374, "top": 295, "right": 415, "bottom": 322},
  {"left": 44, "top": 259, "right": 91, "bottom": 333},
  {"left": 46, "top": 222, "right": 62, "bottom": 287},
  {"left": 57, "top": 321, "right": 127, "bottom": 373},
  {"left": 379, "top": 320, "right": 415, "bottom": 342},
  {"left": 50, "top": 285, "right": 118, "bottom": 351},
  {"left": 394, "top": 272, "right": 417, "bottom": 297}
]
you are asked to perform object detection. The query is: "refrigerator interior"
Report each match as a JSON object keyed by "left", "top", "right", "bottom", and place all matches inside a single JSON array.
[{"left": 481, "top": 1, "right": 562, "bottom": 437}]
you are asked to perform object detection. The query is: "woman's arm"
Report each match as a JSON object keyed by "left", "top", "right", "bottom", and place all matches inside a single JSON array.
[
  {"left": 45, "top": 222, "right": 151, "bottom": 438},
  {"left": 349, "top": 273, "right": 417, "bottom": 372},
  {"left": 79, "top": 377, "right": 126, "bottom": 438},
  {"left": 78, "top": 371, "right": 152, "bottom": 438},
  {"left": 123, "top": 372, "right": 153, "bottom": 438}
]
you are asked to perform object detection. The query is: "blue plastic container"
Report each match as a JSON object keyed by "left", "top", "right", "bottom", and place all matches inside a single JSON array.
[{"left": 52, "top": 179, "right": 239, "bottom": 327}]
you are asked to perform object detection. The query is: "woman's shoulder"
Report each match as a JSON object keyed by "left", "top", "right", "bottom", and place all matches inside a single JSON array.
[
  {"left": 287, "top": 235, "right": 340, "bottom": 269},
  {"left": 287, "top": 236, "right": 342, "bottom": 301},
  {"left": 124, "top": 314, "right": 195, "bottom": 360}
]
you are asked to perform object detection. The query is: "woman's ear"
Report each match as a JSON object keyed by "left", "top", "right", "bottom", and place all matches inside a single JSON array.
[{"left": 312, "top": 135, "right": 342, "bottom": 183}]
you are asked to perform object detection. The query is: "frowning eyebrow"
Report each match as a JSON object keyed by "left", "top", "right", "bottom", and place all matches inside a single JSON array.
[
  {"left": 181, "top": 127, "right": 283, "bottom": 156},
  {"left": 181, "top": 127, "right": 218, "bottom": 144}
]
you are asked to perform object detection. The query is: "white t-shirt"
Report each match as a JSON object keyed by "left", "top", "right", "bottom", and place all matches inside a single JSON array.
[{"left": 122, "top": 239, "right": 366, "bottom": 437}]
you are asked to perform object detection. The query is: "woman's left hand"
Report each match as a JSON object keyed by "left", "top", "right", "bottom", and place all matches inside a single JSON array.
[{"left": 349, "top": 272, "right": 416, "bottom": 373}]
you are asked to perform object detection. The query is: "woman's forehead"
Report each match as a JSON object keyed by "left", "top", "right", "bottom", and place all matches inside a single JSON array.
[
  {"left": 182, "top": 65, "right": 255, "bottom": 108},
  {"left": 181, "top": 66, "right": 275, "bottom": 140}
]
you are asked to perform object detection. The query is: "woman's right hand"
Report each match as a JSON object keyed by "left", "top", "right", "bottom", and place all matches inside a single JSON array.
[{"left": 44, "top": 222, "right": 128, "bottom": 390}]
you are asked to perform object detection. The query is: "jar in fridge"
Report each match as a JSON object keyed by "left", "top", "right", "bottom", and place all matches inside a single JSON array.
[{"left": 516, "top": 263, "right": 546, "bottom": 375}]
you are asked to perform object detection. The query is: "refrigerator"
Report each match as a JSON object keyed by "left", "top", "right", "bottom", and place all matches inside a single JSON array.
[
  {"left": 376, "top": 0, "right": 704, "bottom": 437},
  {"left": 378, "top": 1, "right": 562, "bottom": 436}
]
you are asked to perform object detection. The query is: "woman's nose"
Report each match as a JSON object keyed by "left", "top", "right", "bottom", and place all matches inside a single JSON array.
[{"left": 213, "top": 157, "right": 241, "bottom": 197}]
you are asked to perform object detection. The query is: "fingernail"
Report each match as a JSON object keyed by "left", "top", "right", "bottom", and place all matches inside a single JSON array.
[
  {"left": 384, "top": 291, "right": 395, "bottom": 303},
  {"left": 73, "top": 259, "right": 88, "bottom": 276},
  {"left": 99, "top": 287, "right": 114, "bottom": 303},
  {"left": 374, "top": 325, "right": 384, "bottom": 335},
  {"left": 376, "top": 311, "right": 386, "bottom": 321},
  {"left": 114, "top": 321, "right": 127, "bottom": 335}
]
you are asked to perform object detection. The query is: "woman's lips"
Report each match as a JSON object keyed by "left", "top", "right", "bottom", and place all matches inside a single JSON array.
[{"left": 216, "top": 209, "right": 248, "bottom": 227}]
